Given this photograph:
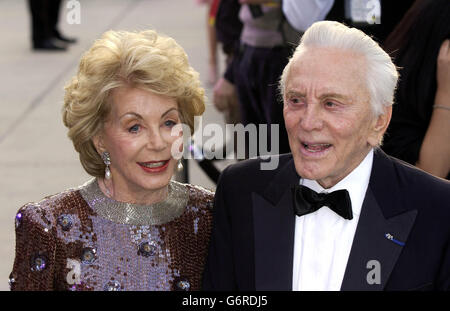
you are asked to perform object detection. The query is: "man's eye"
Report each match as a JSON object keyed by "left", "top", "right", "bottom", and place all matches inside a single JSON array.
[
  {"left": 288, "top": 97, "right": 303, "bottom": 107},
  {"left": 325, "top": 101, "right": 336, "bottom": 108},
  {"left": 129, "top": 124, "right": 140, "bottom": 133}
]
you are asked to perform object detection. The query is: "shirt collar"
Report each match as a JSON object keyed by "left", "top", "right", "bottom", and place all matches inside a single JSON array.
[{"left": 300, "top": 149, "right": 374, "bottom": 217}]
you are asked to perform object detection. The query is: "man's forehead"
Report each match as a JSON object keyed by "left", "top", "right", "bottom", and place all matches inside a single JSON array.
[
  {"left": 285, "top": 47, "right": 367, "bottom": 97},
  {"left": 290, "top": 46, "right": 366, "bottom": 74}
]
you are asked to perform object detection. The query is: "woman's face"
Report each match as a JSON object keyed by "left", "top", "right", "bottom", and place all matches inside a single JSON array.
[{"left": 94, "top": 87, "right": 181, "bottom": 199}]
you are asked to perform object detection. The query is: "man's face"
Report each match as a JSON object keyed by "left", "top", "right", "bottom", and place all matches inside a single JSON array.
[{"left": 283, "top": 47, "right": 390, "bottom": 188}]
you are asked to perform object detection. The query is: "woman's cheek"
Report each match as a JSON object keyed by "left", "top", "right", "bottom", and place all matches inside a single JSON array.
[{"left": 164, "top": 128, "right": 184, "bottom": 158}]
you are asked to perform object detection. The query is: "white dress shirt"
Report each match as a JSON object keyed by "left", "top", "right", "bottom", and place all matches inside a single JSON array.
[
  {"left": 282, "top": 0, "right": 335, "bottom": 32},
  {"left": 292, "top": 149, "right": 374, "bottom": 291}
]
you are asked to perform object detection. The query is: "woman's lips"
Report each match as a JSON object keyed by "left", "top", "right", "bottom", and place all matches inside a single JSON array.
[{"left": 137, "top": 160, "right": 170, "bottom": 173}]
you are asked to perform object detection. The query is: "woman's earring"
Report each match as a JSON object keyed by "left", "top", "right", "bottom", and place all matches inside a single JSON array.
[
  {"left": 101, "top": 151, "right": 111, "bottom": 180},
  {"left": 177, "top": 160, "right": 184, "bottom": 172}
]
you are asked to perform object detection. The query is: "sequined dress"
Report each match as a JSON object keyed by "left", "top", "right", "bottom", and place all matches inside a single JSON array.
[{"left": 9, "top": 179, "right": 214, "bottom": 291}]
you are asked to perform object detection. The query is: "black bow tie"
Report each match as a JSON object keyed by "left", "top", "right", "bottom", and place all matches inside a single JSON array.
[{"left": 291, "top": 184, "right": 353, "bottom": 220}]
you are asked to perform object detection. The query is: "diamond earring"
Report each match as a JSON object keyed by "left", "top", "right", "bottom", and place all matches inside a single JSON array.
[{"left": 101, "top": 151, "right": 111, "bottom": 179}]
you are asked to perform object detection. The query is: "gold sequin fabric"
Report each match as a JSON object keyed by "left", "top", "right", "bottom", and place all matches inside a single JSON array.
[{"left": 9, "top": 179, "right": 214, "bottom": 291}]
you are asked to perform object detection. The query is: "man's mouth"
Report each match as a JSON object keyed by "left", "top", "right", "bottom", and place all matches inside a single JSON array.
[{"left": 301, "top": 142, "right": 332, "bottom": 153}]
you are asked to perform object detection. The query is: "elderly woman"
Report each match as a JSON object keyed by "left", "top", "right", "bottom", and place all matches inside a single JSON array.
[{"left": 10, "top": 30, "right": 214, "bottom": 291}]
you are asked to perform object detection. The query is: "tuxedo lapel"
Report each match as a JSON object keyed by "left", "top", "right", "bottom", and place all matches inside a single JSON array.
[
  {"left": 340, "top": 187, "right": 417, "bottom": 290},
  {"left": 252, "top": 190, "right": 295, "bottom": 290},
  {"left": 252, "top": 156, "right": 299, "bottom": 290},
  {"left": 341, "top": 150, "right": 418, "bottom": 290}
]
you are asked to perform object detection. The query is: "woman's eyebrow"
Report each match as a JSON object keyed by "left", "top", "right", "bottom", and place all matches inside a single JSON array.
[
  {"left": 119, "top": 112, "right": 143, "bottom": 120},
  {"left": 119, "top": 107, "right": 178, "bottom": 120},
  {"left": 161, "top": 107, "right": 178, "bottom": 118}
]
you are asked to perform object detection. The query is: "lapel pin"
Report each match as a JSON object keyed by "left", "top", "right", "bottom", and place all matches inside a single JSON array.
[{"left": 385, "top": 233, "right": 405, "bottom": 246}]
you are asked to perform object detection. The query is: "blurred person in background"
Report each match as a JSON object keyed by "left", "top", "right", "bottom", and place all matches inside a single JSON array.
[
  {"left": 10, "top": 29, "right": 214, "bottom": 291},
  {"left": 28, "top": 0, "right": 77, "bottom": 51},
  {"left": 212, "top": 0, "right": 242, "bottom": 128},
  {"left": 214, "top": 0, "right": 303, "bottom": 158},
  {"left": 325, "top": 0, "right": 415, "bottom": 44},
  {"left": 382, "top": 0, "right": 450, "bottom": 179},
  {"left": 195, "top": 0, "right": 221, "bottom": 85}
]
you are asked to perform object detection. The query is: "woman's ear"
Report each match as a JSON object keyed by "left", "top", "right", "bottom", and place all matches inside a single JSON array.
[{"left": 92, "top": 133, "right": 105, "bottom": 155}]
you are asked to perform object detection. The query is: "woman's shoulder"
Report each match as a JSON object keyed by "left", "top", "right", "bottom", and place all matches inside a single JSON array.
[
  {"left": 172, "top": 180, "right": 215, "bottom": 211},
  {"left": 16, "top": 180, "right": 92, "bottom": 229}
]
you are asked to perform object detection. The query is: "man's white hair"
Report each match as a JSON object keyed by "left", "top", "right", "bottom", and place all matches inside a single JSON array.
[{"left": 280, "top": 21, "right": 398, "bottom": 116}]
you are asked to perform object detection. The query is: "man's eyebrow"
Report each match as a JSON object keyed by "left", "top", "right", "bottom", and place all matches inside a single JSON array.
[
  {"left": 319, "top": 92, "right": 349, "bottom": 100},
  {"left": 285, "top": 90, "right": 306, "bottom": 97},
  {"left": 286, "top": 90, "right": 350, "bottom": 101}
]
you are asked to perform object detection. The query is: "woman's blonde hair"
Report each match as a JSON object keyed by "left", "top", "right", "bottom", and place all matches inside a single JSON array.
[{"left": 63, "top": 30, "right": 205, "bottom": 177}]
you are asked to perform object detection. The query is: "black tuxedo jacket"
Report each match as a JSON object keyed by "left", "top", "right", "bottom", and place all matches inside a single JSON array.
[{"left": 203, "top": 150, "right": 450, "bottom": 290}]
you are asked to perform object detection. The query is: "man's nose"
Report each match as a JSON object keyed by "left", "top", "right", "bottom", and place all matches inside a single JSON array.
[{"left": 299, "top": 104, "right": 323, "bottom": 131}]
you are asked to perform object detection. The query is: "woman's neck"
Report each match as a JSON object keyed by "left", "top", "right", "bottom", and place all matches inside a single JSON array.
[{"left": 98, "top": 178, "right": 169, "bottom": 205}]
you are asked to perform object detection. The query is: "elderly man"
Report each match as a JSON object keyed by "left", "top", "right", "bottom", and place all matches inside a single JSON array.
[{"left": 203, "top": 21, "right": 450, "bottom": 291}]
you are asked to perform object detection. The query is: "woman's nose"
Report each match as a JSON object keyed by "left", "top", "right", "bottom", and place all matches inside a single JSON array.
[{"left": 146, "top": 128, "right": 168, "bottom": 151}]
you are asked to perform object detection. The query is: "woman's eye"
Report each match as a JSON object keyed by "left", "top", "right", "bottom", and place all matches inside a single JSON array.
[
  {"left": 129, "top": 124, "right": 140, "bottom": 133},
  {"left": 164, "top": 120, "right": 177, "bottom": 127}
]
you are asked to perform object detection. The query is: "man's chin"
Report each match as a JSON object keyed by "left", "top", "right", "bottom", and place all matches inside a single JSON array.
[
  {"left": 293, "top": 154, "right": 326, "bottom": 174},
  {"left": 293, "top": 164, "right": 325, "bottom": 181}
]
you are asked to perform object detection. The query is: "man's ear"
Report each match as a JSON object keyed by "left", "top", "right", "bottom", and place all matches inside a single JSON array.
[{"left": 368, "top": 105, "right": 392, "bottom": 147}]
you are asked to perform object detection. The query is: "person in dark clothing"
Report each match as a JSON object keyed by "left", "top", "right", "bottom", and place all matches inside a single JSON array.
[
  {"left": 212, "top": 0, "right": 243, "bottom": 126},
  {"left": 28, "top": 0, "right": 77, "bottom": 51},
  {"left": 325, "top": 0, "right": 415, "bottom": 43},
  {"left": 382, "top": 0, "right": 450, "bottom": 179},
  {"left": 214, "top": 0, "right": 301, "bottom": 158}
]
